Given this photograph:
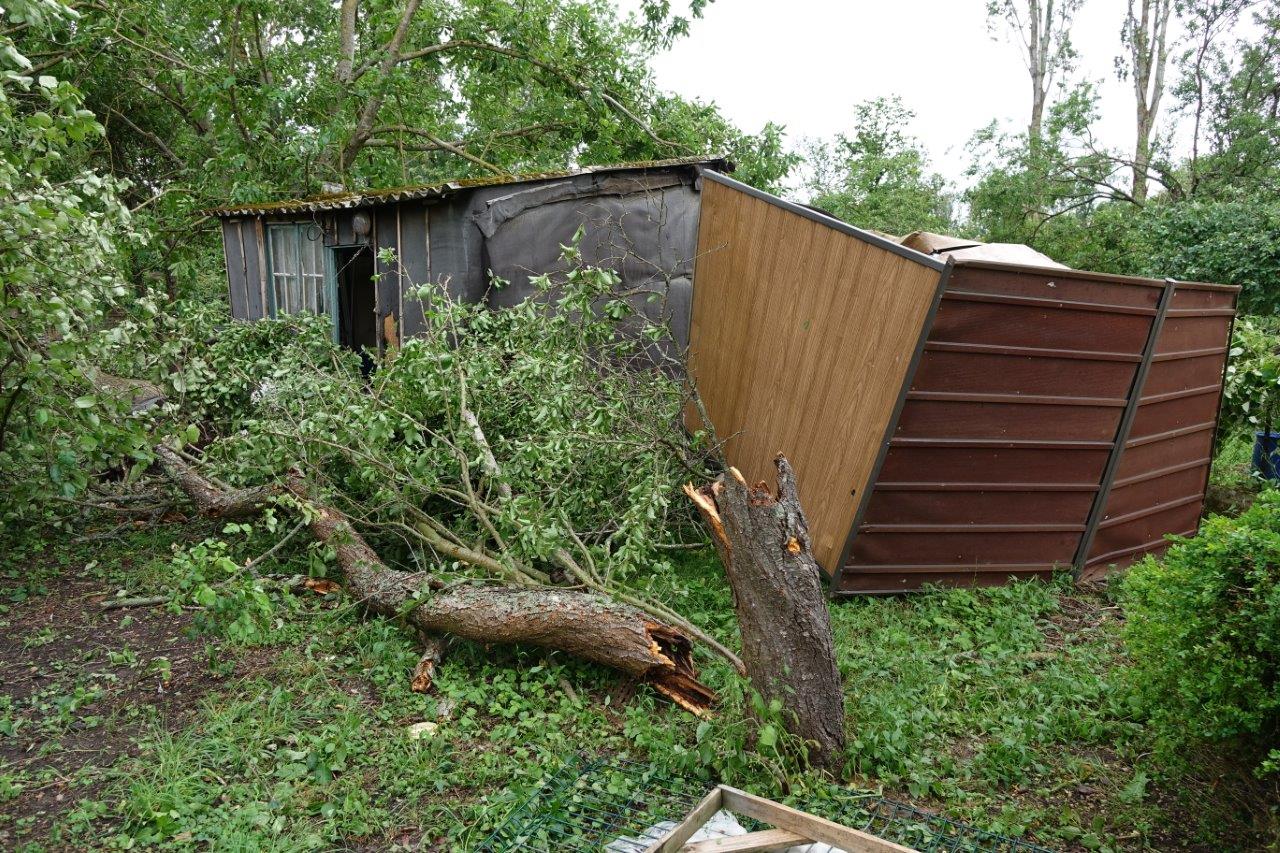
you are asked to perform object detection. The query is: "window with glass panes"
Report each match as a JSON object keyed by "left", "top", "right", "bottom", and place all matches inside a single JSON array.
[{"left": 267, "top": 224, "right": 326, "bottom": 315}]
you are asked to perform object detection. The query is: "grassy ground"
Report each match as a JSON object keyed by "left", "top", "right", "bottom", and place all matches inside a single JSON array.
[{"left": 0, "top": 513, "right": 1272, "bottom": 851}]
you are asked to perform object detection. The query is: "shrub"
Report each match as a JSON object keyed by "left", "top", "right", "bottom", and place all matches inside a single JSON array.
[
  {"left": 1139, "top": 200, "right": 1280, "bottom": 315},
  {"left": 1119, "top": 493, "right": 1280, "bottom": 775},
  {"left": 1221, "top": 315, "right": 1280, "bottom": 436}
]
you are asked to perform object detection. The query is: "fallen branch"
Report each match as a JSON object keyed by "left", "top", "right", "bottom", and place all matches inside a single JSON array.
[
  {"left": 144, "top": 445, "right": 717, "bottom": 714},
  {"left": 100, "top": 595, "right": 168, "bottom": 611},
  {"left": 286, "top": 474, "right": 716, "bottom": 715},
  {"left": 154, "top": 444, "right": 277, "bottom": 518}
]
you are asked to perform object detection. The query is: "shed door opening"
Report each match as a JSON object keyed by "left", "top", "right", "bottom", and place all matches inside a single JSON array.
[{"left": 334, "top": 247, "right": 377, "bottom": 354}]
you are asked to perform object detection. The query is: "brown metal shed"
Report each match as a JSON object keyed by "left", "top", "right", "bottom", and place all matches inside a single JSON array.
[{"left": 687, "top": 171, "right": 1239, "bottom": 595}]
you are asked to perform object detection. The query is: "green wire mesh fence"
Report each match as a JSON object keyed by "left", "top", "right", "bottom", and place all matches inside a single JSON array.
[{"left": 480, "top": 755, "right": 1055, "bottom": 852}]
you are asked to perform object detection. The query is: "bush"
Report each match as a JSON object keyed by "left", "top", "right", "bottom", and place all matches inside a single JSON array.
[
  {"left": 1139, "top": 200, "right": 1280, "bottom": 314},
  {"left": 1221, "top": 315, "right": 1280, "bottom": 436},
  {"left": 1119, "top": 493, "right": 1280, "bottom": 775}
]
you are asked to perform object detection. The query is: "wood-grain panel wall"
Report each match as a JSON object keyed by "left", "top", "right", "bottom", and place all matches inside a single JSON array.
[{"left": 688, "top": 174, "right": 945, "bottom": 571}]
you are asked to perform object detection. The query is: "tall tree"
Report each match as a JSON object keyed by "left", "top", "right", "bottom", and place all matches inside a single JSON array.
[
  {"left": 988, "top": 0, "right": 1085, "bottom": 141},
  {"left": 1173, "top": 0, "right": 1280, "bottom": 197},
  {"left": 1119, "top": 0, "right": 1174, "bottom": 203},
  {"left": 804, "top": 97, "right": 952, "bottom": 236},
  {"left": 13, "top": 0, "right": 793, "bottom": 301}
]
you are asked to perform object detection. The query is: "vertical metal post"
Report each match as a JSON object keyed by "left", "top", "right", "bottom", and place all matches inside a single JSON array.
[{"left": 1072, "top": 279, "right": 1176, "bottom": 575}]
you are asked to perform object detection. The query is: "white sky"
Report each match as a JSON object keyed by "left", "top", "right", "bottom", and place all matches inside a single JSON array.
[{"left": 613, "top": 0, "right": 1224, "bottom": 194}]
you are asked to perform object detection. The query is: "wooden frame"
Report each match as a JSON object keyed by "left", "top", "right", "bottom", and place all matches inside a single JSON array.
[{"left": 644, "top": 785, "right": 919, "bottom": 853}]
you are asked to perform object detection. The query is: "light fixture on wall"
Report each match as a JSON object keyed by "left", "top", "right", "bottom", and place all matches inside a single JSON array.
[{"left": 351, "top": 211, "right": 372, "bottom": 240}]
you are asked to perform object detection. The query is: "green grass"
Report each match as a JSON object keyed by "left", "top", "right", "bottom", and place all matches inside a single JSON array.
[{"left": 0, "top": 514, "right": 1263, "bottom": 850}]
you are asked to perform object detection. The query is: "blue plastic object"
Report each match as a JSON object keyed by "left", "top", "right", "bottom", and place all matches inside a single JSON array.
[{"left": 1252, "top": 431, "right": 1280, "bottom": 480}]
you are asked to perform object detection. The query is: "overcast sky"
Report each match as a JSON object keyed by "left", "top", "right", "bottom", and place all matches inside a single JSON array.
[{"left": 614, "top": 0, "right": 1222, "bottom": 193}]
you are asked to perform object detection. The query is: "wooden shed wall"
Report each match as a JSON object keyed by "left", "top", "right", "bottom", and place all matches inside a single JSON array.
[
  {"left": 221, "top": 218, "right": 268, "bottom": 321},
  {"left": 687, "top": 173, "right": 945, "bottom": 571}
]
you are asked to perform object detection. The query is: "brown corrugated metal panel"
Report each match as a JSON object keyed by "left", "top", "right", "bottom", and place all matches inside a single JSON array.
[
  {"left": 687, "top": 172, "right": 945, "bottom": 571},
  {"left": 835, "top": 262, "right": 1165, "bottom": 595},
  {"left": 1081, "top": 283, "right": 1239, "bottom": 580}
]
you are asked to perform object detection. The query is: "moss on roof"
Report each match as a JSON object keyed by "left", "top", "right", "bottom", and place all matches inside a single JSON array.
[{"left": 204, "top": 156, "right": 729, "bottom": 217}]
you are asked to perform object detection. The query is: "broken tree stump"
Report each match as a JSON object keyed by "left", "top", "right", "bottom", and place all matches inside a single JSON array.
[{"left": 685, "top": 454, "right": 846, "bottom": 771}]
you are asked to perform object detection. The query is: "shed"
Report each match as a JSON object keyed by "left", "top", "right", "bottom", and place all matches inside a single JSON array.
[
  {"left": 687, "top": 172, "right": 1239, "bottom": 594},
  {"left": 207, "top": 157, "right": 723, "bottom": 355},
  {"left": 209, "top": 161, "right": 1239, "bottom": 595}
]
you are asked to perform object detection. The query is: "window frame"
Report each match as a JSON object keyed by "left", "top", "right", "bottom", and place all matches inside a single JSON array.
[{"left": 264, "top": 222, "right": 332, "bottom": 327}]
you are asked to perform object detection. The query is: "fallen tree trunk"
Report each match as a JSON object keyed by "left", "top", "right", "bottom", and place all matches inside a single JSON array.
[
  {"left": 685, "top": 454, "right": 846, "bottom": 770},
  {"left": 143, "top": 444, "right": 717, "bottom": 714},
  {"left": 284, "top": 474, "right": 715, "bottom": 715},
  {"left": 154, "top": 444, "right": 276, "bottom": 519}
]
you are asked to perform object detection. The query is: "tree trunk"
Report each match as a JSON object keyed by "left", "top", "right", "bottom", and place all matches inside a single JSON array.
[
  {"left": 685, "top": 455, "right": 846, "bottom": 772},
  {"left": 154, "top": 444, "right": 277, "bottom": 519},
  {"left": 150, "top": 448, "right": 717, "bottom": 715},
  {"left": 1124, "top": 0, "right": 1172, "bottom": 205},
  {"left": 284, "top": 474, "right": 716, "bottom": 714}
]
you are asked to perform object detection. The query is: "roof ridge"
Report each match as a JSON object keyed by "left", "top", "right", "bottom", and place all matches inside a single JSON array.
[{"left": 203, "top": 156, "right": 730, "bottom": 217}]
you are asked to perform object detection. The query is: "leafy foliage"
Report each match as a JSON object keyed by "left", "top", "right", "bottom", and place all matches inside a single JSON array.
[
  {"left": 804, "top": 97, "right": 952, "bottom": 236},
  {"left": 1119, "top": 492, "right": 1280, "bottom": 776},
  {"left": 1138, "top": 199, "right": 1280, "bottom": 313},
  {"left": 0, "top": 0, "right": 158, "bottom": 520},
  {"left": 194, "top": 243, "right": 706, "bottom": 589},
  {"left": 1221, "top": 316, "right": 1280, "bottom": 435}
]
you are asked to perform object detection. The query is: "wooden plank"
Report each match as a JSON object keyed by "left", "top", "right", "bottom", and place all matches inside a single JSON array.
[
  {"left": 253, "top": 219, "right": 269, "bottom": 319},
  {"left": 688, "top": 178, "right": 943, "bottom": 571},
  {"left": 682, "top": 828, "right": 809, "bottom": 852},
  {"left": 644, "top": 788, "right": 723, "bottom": 853},
  {"left": 221, "top": 219, "right": 248, "bottom": 320},
  {"left": 719, "top": 787, "right": 919, "bottom": 853}
]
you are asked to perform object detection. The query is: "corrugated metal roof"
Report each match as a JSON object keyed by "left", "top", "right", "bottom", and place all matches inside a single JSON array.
[{"left": 204, "top": 156, "right": 730, "bottom": 217}]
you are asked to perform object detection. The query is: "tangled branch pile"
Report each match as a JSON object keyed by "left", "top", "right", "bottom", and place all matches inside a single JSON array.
[{"left": 76, "top": 246, "right": 740, "bottom": 711}]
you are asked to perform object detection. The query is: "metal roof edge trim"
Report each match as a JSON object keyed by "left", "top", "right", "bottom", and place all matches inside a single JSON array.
[
  {"left": 950, "top": 258, "right": 1240, "bottom": 293},
  {"left": 698, "top": 170, "right": 947, "bottom": 272},
  {"left": 203, "top": 156, "right": 731, "bottom": 217}
]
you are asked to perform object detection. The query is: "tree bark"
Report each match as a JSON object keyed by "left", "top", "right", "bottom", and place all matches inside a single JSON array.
[
  {"left": 685, "top": 454, "right": 845, "bottom": 772},
  {"left": 154, "top": 444, "right": 277, "bottom": 519},
  {"left": 151, "top": 448, "right": 717, "bottom": 714},
  {"left": 286, "top": 474, "right": 715, "bottom": 714},
  {"left": 1123, "top": 0, "right": 1172, "bottom": 204},
  {"left": 336, "top": 0, "right": 358, "bottom": 84}
]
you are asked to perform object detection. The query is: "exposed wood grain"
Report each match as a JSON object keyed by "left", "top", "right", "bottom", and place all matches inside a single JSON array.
[
  {"left": 681, "top": 828, "right": 808, "bottom": 852},
  {"left": 688, "top": 178, "right": 943, "bottom": 571},
  {"left": 719, "top": 786, "right": 919, "bottom": 853}
]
